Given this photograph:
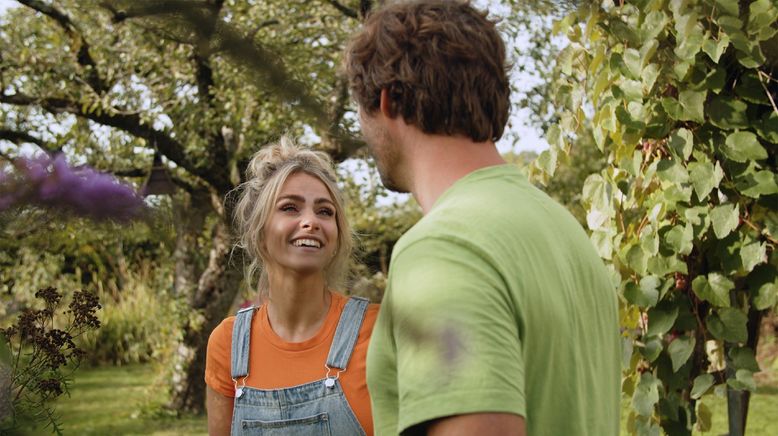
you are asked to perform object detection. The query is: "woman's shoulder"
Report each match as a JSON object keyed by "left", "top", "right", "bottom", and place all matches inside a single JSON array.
[
  {"left": 364, "top": 303, "right": 380, "bottom": 322},
  {"left": 331, "top": 291, "right": 380, "bottom": 330},
  {"left": 208, "top": 314, "right": 239, "bottom": 348},
  {"left": 354, "top": 298, "right": 380, "bottom": 335}
]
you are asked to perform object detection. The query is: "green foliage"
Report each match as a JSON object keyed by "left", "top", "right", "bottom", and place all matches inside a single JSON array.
[
  {"left": 545, "top": 0, "right": 778, "bottom": 433},
  {"left": 78, "top": 263, "right": 180, "bottom": 366},
  {"left": 1, "top": 209, "right": 174, "bottom": 322},
  {"left": 338, "top": 158, "right": 422, "bottom": 300}
]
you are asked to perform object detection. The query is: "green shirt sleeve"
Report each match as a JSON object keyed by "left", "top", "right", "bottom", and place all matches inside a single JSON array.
[{"left": 387, "top": 235, "right": 526, "bottom": 433}]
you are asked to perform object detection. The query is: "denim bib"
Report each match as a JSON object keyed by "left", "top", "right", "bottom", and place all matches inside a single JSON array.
[{"left": 229, "top": 296, "right": 369, "bottom": 435}]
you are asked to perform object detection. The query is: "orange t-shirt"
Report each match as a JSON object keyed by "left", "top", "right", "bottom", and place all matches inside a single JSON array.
[{"left": 205, "top": 291, "right": 379, "bottom": 436}]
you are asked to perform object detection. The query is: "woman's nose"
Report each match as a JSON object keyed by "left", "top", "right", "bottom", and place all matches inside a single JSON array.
[{"left": 301, "top": 212, "right": 320, "bottom": 230}]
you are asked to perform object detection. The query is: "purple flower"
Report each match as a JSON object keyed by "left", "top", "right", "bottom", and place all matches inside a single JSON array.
[{"left": 0, "top": 154, "right": 146, "bottom": 221}]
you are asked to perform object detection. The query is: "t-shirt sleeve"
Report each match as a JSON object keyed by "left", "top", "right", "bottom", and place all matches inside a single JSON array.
[
  {"left": 388, "top": 236, "right": 526, "bottom": 433},
  {"left": 204, "top": 317, "right": 236, "bottom": 398}
]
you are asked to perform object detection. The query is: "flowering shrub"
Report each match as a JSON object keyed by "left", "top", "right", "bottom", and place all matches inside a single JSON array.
[{"left": 0, "top": 154, "right": 146, "bottom": 222}]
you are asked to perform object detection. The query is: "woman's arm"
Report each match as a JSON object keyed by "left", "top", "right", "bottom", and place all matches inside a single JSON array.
[{"left": 206, "top": 386, "right": 234, "bottom": 436}]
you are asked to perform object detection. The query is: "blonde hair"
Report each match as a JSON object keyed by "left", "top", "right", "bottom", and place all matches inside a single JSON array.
[{"left": 232, "top": 136, "right": 353, "bottom": 294}]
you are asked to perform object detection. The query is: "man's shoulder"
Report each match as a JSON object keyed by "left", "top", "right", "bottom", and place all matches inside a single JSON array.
[{"left": 394, "top": 168, "right": 539, "bottom": 252}]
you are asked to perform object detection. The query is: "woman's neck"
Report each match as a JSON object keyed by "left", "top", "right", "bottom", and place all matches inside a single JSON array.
[{"left": 265, "top": 272, "right": 331, "bottom": 343}]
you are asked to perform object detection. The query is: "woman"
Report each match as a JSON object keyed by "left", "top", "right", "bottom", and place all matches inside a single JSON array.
[{"left": 205, "top": 137, "right": 379, "bottom": 435}]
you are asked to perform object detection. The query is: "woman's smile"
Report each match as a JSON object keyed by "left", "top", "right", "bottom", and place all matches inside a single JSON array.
[{"left": 264, "top": 172, "right": 338, "bottom": 275}]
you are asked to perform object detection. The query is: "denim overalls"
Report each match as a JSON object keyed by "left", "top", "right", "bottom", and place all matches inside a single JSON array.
[{"left": 229, "top": 296, "right": 369, "bottom": 435}]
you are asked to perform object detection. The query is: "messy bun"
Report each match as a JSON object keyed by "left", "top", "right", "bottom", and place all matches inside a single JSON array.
[{"left": 232, "top": 136, "right": 353, "bottom": 294}]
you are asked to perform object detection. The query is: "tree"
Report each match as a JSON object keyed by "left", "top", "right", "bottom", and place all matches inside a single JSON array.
[
  {"left": 545, "top": 0, "right": 778, "bottom": 434},
  {"left": 0, "top": 0, "right": 571, "bottom": 414},
  {"left": 0, "top": 0, "right": 369, "bottom": 413}
]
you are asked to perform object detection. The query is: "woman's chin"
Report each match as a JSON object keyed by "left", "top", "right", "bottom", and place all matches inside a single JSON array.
[{"left": 282, "top": 263, "right": 329, "bottom": 278}]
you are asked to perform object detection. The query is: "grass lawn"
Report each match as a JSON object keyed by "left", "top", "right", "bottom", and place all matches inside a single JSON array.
[
  {"left": 619, "top": 387, "right": 778, "bottom": 435},
  {"left": 18, "top": 364, "right": 206, "bottom": 435},
  {"left": 12, "top": 363, "right": 778, "bottom": 435}
]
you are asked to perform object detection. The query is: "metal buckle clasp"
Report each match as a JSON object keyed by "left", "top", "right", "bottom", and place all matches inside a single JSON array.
[
  {"left": 324, "top": 364, "right": 344, "bottom": 389},
  {"left": 232, "top": 376, "right": 247, "bottom": 398}
]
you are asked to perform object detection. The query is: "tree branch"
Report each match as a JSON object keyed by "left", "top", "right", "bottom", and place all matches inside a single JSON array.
[
  {"left": 113, "top": 166, "right": 200, "bottom": 194},
  {"left": 359, "top": 0, "right": 375, "bottom": 19},
  {"left": 0, "top": 92, "right": 231, "bottom": 191},
  {"left": 191, "top": 0, "right": 226, "bottom": 153},
  {"left": 0, "top": 128, "right": 55, "bottom": 153},
  {"left": 321, "top": 75, "right": 365, "bottom": 160},
  {"left": 324, "top": 0, "right": 358, "bottom": 19},
  {"left": 246, "top": 19, "right": 280, "bottom": 41},
  {"left": 101, "top": 0, "right": 213, "bottom": 22},
  {"left": 102, "top": 0, "right": 234, "bottom": 181},
  {"left": 101, "top": 0, "right": 364, "bottom": 162},
  {"left": 112, "top": 168, "right": 147, "bottom": 177},
  {"left": 758, "top": 71, "right": 778, "bottom": 115},
  {"left": 17, "top": 0, "right": 107, "bottom": 94}
]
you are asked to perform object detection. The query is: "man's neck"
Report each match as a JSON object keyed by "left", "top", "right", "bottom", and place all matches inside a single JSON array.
[
  {"left": 265, "top": 272, "right": 330, "bottom": 342},
  {"left": 406, "top": 133, "right": 506, "bottom": 214}
]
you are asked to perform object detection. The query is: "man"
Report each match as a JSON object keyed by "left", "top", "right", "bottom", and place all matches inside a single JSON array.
[{"left": 344, "top": 1, "right": 621, "bottom": 435}]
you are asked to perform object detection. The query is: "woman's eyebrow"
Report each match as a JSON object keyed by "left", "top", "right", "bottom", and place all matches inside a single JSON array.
[{"left": 276, "top": 194, "right": 333, "bottom": 206}]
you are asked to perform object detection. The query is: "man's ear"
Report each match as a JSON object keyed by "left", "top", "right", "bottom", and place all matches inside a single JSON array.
[{"left": 379, "top": 88, "right": 394, "bottom": 118}]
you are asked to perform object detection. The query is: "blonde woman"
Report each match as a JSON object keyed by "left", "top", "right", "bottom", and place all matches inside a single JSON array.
[{"left": 205, "top": 137, "right": 378, "bottom": 435}]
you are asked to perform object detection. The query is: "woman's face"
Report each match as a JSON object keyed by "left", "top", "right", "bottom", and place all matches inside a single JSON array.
[{"left": 263, "top": 172, "right": 339, "bottom": 279}]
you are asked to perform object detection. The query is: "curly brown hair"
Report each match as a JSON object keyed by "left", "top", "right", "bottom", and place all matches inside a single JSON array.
[{"left": 344, "top": 0, "right": 510, "bottom": 142}]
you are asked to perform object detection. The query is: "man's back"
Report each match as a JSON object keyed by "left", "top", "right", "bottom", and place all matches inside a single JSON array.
[{"left": 367, "top": 165, "right": 621, "bottom": 435}]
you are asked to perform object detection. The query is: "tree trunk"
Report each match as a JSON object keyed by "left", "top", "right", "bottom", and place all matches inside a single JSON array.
[
  {"left": 172, "top": 191, "right": 209, "bottom": 298},
  {"left": 167, "top": 216, "right": 242, "bottom": 414}
]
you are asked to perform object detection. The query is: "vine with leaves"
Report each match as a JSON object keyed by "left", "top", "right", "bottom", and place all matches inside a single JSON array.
[{"left": 536, "top": 0, "right": 777, "bottom": 434}]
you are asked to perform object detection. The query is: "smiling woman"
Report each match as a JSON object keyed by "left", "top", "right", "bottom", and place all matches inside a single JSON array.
[
  {"left": 204, "top": 136, "right": 379, "bottom": 436},
  {"left": 263, "top": 172, "right": 339, "bottom": 279}
]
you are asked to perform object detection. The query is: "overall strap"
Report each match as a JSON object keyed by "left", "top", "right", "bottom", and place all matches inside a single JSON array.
[
  {"left": 326, "top": 296, "right": 369, "bottom": 370},
  {"left": 230, "top": 306, "right": 256, "bottom": 380}
]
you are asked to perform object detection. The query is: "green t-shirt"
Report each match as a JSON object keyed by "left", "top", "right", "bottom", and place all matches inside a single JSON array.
[{"left": 366, "top": 165, "right": 620, "bottom": 435}]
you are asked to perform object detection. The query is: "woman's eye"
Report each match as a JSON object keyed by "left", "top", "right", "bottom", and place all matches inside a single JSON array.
[
  {"left": 318, "top": 208, "right": 335, "bottom": 217},
  {"left": 280, "top": 204, "right": 298, "bottom": 212}
]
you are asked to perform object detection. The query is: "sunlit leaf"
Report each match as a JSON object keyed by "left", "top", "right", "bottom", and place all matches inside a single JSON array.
[
  {"left": 710, "top": 203, "right": 739, "bottom": 239},
  {"left": 702, "top": 33, "right": 729, "bottom": 62},
  {"left": 678, "top": 90, "right": 705, "bottom": 122},
  {"left": 690, "top": 374, "right": 714, "bottom": 399},
  {"left": 722, "top": 131, "right": 768, "bottom": 162},
  {"left": 688, "top": 159, "right": 724, "bottom": 201},
  {"left": 632, "top": 372, "right": 661, "bottom": 417},
  {"left": 668, "top": 335, "right": 695, "bottom": 372},
  {"left": 739, "top": 240, "right": 766, "bottom": 273},
  {"left": 668, "top": 128, "right": 693, "bottom": 160},
  {"left": 647, "top": 305, "right": 679, "bottom": 336}
]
